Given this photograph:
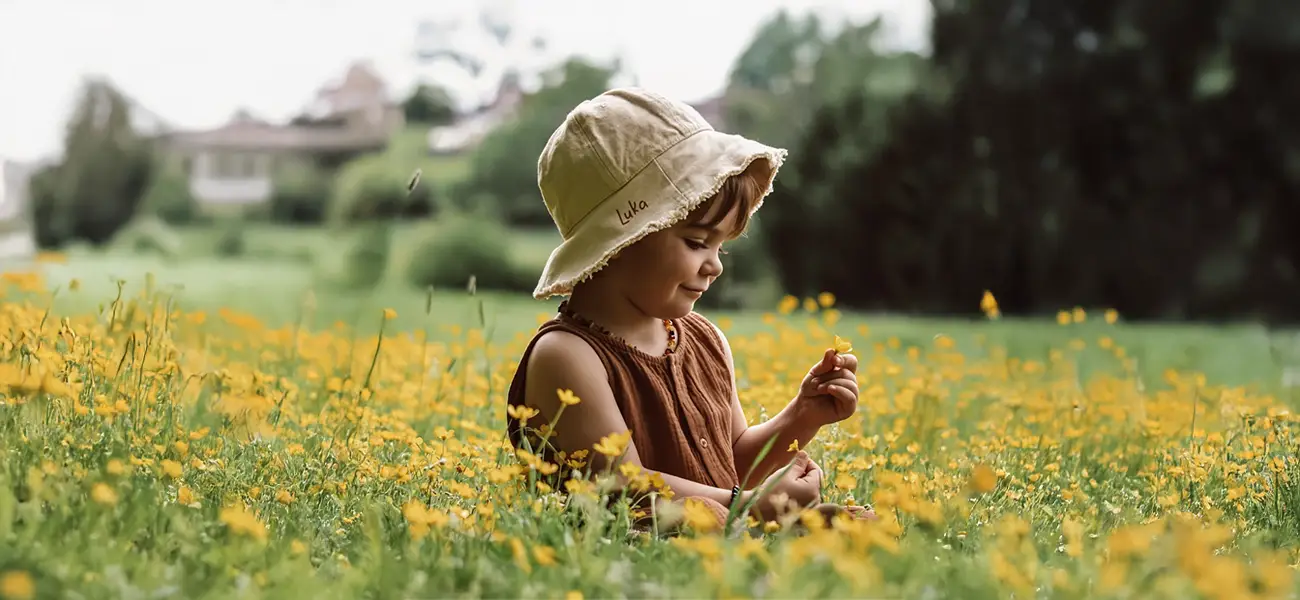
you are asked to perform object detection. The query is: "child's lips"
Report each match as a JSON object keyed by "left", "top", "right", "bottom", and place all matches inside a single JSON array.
[{"left": 681, "top": 285, "right": 706, "bottom": 296}]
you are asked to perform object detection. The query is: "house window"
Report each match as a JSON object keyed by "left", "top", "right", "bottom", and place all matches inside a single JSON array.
[
  {"left": 210, "top": 152, "right": 264, "bottom": 180},
  {"left": 240, "top": 154, "right": 259, "bottom": 179},
  {"left": 213, "top": 153, "right": 236, "bottom": 179}
]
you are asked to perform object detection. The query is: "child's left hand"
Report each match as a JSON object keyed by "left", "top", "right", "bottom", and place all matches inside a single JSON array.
[{"left": 795, "top": 348, "right": 859, "bottom": 426}]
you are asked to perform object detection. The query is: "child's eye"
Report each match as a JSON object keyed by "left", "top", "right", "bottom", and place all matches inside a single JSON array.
[{"left": 684, "top": 239, "right": 707, "bottom": 250}]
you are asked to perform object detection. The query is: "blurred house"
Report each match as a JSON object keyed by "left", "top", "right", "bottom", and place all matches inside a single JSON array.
[
  {"left": 158, "top": 61, "right": 404, "bottom": 215},
  {"left": 426, "top": 73, "right": 524, "bottom": 155},
  {"left": 0, "top": 157, "right": 36, "bottom": 266}
]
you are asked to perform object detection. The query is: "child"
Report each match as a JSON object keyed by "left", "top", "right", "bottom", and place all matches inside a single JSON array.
[{"left": 506, "top": 87, "right": 872, "bottom": 530}]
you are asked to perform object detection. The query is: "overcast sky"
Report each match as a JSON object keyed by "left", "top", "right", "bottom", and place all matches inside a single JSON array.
[{"left": 0, "top": 0, "right": 930, "bottom": 163}]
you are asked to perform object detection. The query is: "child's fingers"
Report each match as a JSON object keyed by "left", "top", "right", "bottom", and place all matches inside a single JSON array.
[
  {"left": 801, "top": 459, "right": 824, "bottom": 483},
  {"left": 834, "top": 353, "right": 858, "bottom": 372},
  {"left": 811, "top": 349, "right": 837, "bottom": 375},
  {"left": 824, "top": 384, "right": 857, "bottom": 405},
  {"left": 845, "top": 505, "right": 878, "bottom": 520},
  {"left": 790, "top": 450, "right": 813, "bottom": 473},
  {"left": 811, "top": 369, "right": 856, "bottom": 386},
  {"left": 816, "top": 376, "right": 858, "bottom": 396}
]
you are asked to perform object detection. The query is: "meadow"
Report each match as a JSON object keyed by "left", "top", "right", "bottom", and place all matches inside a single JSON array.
[{"left": 1, "top": 249, "right": 1299, "bottom": 600}]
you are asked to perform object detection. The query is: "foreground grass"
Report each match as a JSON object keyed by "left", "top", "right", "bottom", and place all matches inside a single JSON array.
[{"left": 1, "top": 264, "right": 1299, "bottom": 599}]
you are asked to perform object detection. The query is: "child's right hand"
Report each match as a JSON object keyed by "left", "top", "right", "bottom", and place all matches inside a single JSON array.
[{"left": 753, "top": 450, "right": 823, "bottom": 520}]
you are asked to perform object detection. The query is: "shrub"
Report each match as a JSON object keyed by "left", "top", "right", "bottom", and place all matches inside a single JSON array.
[
  {"left": 110, "top": 215, "right": 182, "bottom": 258},
  {"left": 270, "top": 162, "right": 332, "bottom": 224},
  {"left": 328, "top": 155, "right": 432, "bottom": 226},
  {"left": 213, "top": 220, "right": 246, "bottom": 257},
  {"left": 404, "top": 217, "right": 533, "bottom": 293},
  {"left": 138, "top": 164, "right": 197, "bottom": 225},
  {"left": 315, "top": 221, "right": 395, "bottom": 291}
]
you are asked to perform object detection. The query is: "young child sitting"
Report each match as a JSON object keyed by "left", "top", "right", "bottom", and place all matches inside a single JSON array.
[{"left": 506, "top": 87, "right": 873, "bottom": 531}]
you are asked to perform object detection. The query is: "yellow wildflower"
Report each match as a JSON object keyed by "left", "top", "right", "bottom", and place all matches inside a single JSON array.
[
  {"left": 160, "top": 459, "right": 182, "bottom": 479},
  {"left": 219, "top": 504, "right": 268, "bottom": 541},
  {"left": 682, "top": 498, "right": 722, "bottom": 533},
  {"left": 777, "top": 295, "right": 798, "bottom": 315},
  {"left": 593, "top": 430, "right": 632, "bottom": 458},
  {"left": 969, "top": 464, "right": 998, "bottom": 494},
  {"left": 402, "top": 501, "right": 448, "bottom": 540},
  {"left": 90, "top": 482, "right": 118, "bottom": 506},
  {"left": 557, "top": 388, "right": 581, "bottom": 406},
  {"left": 980, "top": 290, "right": 1000, "bottom": 318},
  {"left": 0, "top": 570, "right": 34, "bottom": 600}
]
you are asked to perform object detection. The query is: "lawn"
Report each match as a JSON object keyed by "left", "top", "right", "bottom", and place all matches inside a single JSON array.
[
  {"left": 31, "top": 251, "right": 1294, "bottom": 390},
  {"left": 164, "top": 221, "right": 561, "bottom": 275},
  {"left": 1, "top": 251, "right": 1298, "bottom": 599}
]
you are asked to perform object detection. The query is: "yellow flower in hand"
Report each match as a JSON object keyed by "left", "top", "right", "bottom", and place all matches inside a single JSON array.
[{"left": 797, "top": 343, "right": 860, "bottom": 427}]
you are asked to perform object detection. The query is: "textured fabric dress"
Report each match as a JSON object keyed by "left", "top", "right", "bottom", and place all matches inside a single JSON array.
[{"left": 506, "top": 310, "right": 741, "bottom": 528}]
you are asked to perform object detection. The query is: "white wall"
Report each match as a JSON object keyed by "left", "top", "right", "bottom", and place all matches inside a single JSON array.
[
  {"left": 188, "top": 151, "right": 274, "bottom": 205},
  {"left": 0, "top": 158, "right": 37, "bottom": 264}
]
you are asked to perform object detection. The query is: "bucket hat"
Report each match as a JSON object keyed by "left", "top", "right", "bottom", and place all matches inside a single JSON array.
[{"left": 532, "top": 87, "right": 787, "bottom": 300}]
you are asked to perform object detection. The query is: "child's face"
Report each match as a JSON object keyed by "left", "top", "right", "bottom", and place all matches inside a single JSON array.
[{"left": 604, "top": 199, "right": 742, "bottom": 319}]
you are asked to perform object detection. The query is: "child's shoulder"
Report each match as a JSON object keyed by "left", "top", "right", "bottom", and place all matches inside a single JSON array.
[
  {"left": 680, "top": 311, "right": 735, "bottom": 358},
  {"left": 527, "top": 323, "right": 602, "bottom": 366},
  {"left": 684, "top": 310, "right": 726, "bottom": 334}
]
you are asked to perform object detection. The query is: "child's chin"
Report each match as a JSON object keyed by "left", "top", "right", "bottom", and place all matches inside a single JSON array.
[{"left": 658, "top": 299, "right": 695, "bottom": 320}]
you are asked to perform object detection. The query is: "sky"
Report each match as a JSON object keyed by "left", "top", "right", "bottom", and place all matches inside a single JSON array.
[{"left": 0, "top": 0, "right": 931, "bottom": 163}]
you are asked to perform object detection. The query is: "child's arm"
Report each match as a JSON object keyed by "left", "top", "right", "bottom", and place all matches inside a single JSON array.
[
  {"left": 524, "top": 330, "right": 754, "bottom": 511},
  {"left": 713, "top": 323, "right": 824, "bottom": 485}
]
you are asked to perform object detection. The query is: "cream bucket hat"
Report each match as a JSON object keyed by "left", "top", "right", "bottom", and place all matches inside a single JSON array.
[{"left": 532, "top": 87, "right": 787, "bottom": 300}]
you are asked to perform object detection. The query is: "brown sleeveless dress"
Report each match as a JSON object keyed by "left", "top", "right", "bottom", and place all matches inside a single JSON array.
[{"left": 505, "top": 310, "right": 741, "bottom": 528}]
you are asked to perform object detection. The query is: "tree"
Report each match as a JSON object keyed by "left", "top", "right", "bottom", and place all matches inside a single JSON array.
[
  {"left": 402, "top": 83, "right": 456, "bottom": 125},
  {"left": 31, "top": 78, "right": 154, "bottom": 247},
  {"left": 452, "top": 58, "right": 617, "bottom": 227},
  {"left": 723, "top": 11, "right": 828, "bottom": 151},
  {"left": 747, "top": 18, "right": 928, "bottom": 304},
  {"left": 763, "top": 0, "right": 1300, "bottom": 323},
  {"left": 137, "top": 162, "right": 196, "bottom": 225}
]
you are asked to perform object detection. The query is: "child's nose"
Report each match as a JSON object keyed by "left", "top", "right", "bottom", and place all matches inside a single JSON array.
[{"left": 702, "top": 254, "right": 723, "bottom": 277}]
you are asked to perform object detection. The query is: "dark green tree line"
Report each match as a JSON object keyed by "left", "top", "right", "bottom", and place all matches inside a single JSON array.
[{"left": 764, "top": 0, "right": 1300, "bottom": 322}]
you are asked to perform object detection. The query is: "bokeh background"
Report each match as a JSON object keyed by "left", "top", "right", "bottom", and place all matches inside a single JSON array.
[{"left": 2, "top": 0, "right": 1298, "bottom": 332}]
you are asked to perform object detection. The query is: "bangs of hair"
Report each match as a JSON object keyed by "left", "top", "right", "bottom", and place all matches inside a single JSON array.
[{"left": 689, "top": 161, "right": 766, "bottom": 239}]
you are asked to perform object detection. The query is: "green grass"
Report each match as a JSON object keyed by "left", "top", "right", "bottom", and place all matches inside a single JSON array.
[
  {"left": 133, "top": 221, "right": 561, "bottom": 286},
  {"left": 5, "top": 248, "right": 1300, "bottom": 599},
  {"left": 29, "top": 250, "right": 1294, "bottom": 393}
]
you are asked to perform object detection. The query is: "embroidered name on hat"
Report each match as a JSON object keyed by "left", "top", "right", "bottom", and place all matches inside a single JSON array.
[{"left": 617, "top": 199, "right": 649, "bottom": 226}]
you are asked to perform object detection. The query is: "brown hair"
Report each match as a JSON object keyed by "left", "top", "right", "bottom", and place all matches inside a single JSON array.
[{"left": 687, "top": 160, "right": 767, "bottom": 239}]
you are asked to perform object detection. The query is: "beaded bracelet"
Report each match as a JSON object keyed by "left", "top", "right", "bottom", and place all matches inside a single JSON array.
[{"left": 729, "top": 485, "right": 741, "bottom": 506}]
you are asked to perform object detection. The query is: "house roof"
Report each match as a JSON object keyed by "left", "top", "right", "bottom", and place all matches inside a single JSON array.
[
  {"left": 159, "top": 117, "right": 388, "bottom": 153},
  {"left": 161, "top": 61, "right": 397, "bottom": 153},
  {"left": 319, "top": 61, "right": 386, "bottom": 97}
]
